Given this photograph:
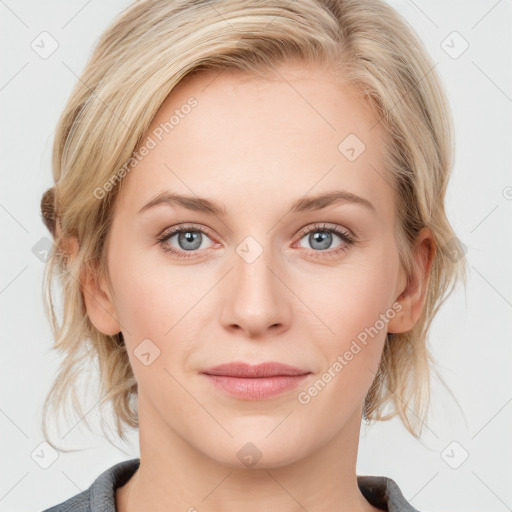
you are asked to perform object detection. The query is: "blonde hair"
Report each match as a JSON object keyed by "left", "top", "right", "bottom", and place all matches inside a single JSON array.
[{"left": 40, "top": 0, "right": 467, "bottom": 451}]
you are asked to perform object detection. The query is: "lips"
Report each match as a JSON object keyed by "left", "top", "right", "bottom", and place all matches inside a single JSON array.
[
  {"left": 201, "top": 361, "right": 310, "bottom": 378},
  {"left": 200, "top": 362, "right": 311, "bottom": 400}
]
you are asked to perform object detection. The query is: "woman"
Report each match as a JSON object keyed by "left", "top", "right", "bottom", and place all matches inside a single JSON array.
[{"left": 39, "top": 0, "right": 467, "bottom": 510}]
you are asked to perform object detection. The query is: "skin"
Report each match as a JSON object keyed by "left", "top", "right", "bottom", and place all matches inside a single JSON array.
[{"left": 82, "top": 60, "right": 433, "bottom": 512}]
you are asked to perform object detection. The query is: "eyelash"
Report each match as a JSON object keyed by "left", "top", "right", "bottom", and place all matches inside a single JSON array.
[{"left": 157, "top": 222, "right": 355, "bottom": 260}]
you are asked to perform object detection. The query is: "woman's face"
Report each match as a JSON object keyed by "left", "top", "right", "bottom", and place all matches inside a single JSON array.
[{"left": 89, "top": 61, "right": 416, "bottom": 468}]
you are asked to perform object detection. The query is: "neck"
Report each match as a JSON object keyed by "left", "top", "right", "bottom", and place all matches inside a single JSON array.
[{"left": 116, "top": 398, "right": 381, "bottom": 512}]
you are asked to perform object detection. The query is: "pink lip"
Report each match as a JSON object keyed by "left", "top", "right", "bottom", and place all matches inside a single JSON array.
[{"left": 200, "top": 362, "right": 311, "bottom": 400}]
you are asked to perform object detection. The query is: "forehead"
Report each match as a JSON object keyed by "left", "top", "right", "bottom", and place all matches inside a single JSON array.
[{"left": 116, "top": 62, "right": 394, "bottom": 222}]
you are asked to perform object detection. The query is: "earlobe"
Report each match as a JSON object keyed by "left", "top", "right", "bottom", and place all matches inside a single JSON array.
[
  {"left": 387, "top": 227, "right": 435, "bottom": 335},
  {"left": 81, "top": 266, "right": 121, "bottom": 336}
]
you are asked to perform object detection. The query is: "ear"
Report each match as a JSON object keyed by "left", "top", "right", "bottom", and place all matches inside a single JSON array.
[
  {"left": 81, "top": 266, "right": 121, "bottom": 336},
  {"left": 55, "top": 220, "right": 121, "bottom": 336},
  {"left": 387, "top": 227, "right": 435, "bottom": 334},
  {"left": 82, "top": 270, "right": 121, "bottom": 336}
]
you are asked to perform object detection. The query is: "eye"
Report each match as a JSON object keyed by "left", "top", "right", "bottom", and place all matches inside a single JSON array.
[
  {"left": 157, "top": 222, "right": 355, "bottom": 260},
  {"left": 295, "top": 223, "right": 355, "bottom": 259},
  {"left": 157, "top": 224, "right": 216, "bottom": 259}
]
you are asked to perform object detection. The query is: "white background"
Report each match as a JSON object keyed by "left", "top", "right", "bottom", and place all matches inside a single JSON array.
[{"left": 1, "top": 1, "right": 511, "bottom": 511}]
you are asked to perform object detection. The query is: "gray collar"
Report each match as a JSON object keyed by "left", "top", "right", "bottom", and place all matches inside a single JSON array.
[{"left": 44, "top": 458, "right": 421, "bottom": 511}]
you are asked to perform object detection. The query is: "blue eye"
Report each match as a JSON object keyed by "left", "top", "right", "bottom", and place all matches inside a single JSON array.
[
  {"left": 295, "top": 223, "right": 355, "bottom": 259},
  {"left": 157, "top": 224, "right": 214, "bottom": 259},
  {"left": 157, "top": 222, "right": 355, "bottom": 260}
]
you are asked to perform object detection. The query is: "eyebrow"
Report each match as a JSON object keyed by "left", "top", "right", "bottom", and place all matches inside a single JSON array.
[{"left": 137, "top": 190, "right": 376, "bottom": 216}]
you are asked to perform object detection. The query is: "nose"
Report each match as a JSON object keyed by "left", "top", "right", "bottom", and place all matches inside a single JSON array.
[{"left": 219, "top": 243, "right": 292, "bottom": 339}]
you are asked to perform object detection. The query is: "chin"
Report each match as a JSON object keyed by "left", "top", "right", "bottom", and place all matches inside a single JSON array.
[{"left": 196, "top": 430, "right": 314, "bottom": 470}]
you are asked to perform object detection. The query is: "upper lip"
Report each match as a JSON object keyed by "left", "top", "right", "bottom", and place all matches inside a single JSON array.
[{"left": 201, "top": 362, "right": 310, "bottom": 378}]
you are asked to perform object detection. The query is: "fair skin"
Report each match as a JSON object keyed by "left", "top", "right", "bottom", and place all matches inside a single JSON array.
[{"left": 82, "top": 61, "right": 433, "bottom": 512}]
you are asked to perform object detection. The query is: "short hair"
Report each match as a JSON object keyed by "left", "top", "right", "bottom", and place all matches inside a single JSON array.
[{"left": 40, "top": 0, "right": 467, "bottom": 451}]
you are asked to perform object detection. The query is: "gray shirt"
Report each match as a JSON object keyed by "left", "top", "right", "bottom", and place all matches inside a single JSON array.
[{"left": 42, "top": 458, "right": 420, "bottom": 511}]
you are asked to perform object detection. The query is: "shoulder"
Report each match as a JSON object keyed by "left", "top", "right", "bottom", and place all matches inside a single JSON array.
[
  {"left": 42, "top": 458, "right": 140, "bottom": 512},
  {"left": 357, "top": 474, "right": 421, "bottom": 512}
]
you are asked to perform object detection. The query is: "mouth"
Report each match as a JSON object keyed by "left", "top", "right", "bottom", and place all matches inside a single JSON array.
[{"left": 200, "top": 361, "right": 311, "bottom": 400}]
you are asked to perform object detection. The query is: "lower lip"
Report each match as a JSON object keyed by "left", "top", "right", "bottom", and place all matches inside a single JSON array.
[{"left": 202, "top": 374, "right": 310, "bottom": 400}]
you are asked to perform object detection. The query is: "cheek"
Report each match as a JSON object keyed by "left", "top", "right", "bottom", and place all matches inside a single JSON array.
[
  {"left": 295, "top": 257, "right": 396, "bottom": 422},
  {"left": 294, "top": 247, "right": 398, "bottom": 346},
  {"left": 109, "top": 250, "right": 211, "bottom": 363},
  {"left": 108, "top": 247, "right": 171, "bottom": 341}
]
